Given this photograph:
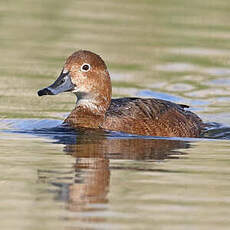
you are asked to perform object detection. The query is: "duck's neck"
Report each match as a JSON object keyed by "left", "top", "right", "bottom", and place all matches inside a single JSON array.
[
  {"left": 64, "top": 92, "right": 111, "bottom": 129},
  {"left": 76, "top": 91, "right": 111, "bottom": 114}
]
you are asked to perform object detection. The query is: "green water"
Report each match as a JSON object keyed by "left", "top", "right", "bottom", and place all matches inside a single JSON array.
[{"left": 1, "top": 0, "right": 230, "bottom": 229}]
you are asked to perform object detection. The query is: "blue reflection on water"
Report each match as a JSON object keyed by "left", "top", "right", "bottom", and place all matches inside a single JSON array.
[
  {"left": 1, "top": 116, "right": 230, "bottom": 143},
  {"left": 138, "top": 90, "right": 209, "bottom": 107}
]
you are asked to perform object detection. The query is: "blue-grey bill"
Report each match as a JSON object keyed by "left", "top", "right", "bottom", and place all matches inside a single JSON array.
[{"left": 37, "top": 70, "right": 75, "bottom": 96}]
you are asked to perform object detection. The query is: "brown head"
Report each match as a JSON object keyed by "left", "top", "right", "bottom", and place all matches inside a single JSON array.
[{"left": 38, "top": 50, "right": 112, "bottom": 114}]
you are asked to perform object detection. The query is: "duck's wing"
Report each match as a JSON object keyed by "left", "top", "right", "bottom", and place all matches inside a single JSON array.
[
  {"left": 106, "top": 98, "right": 189, "bottom": 119},
  {"left": 101, "top": 97, "right": 203, "bottom": 137},
  {"left": 177, "top": 103, "right": 189, "bottom": 109}
]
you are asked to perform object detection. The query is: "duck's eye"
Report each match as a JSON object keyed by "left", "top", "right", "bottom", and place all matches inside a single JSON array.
[{"left": 81, "top": 63, "right": 91, "bottom": 72}]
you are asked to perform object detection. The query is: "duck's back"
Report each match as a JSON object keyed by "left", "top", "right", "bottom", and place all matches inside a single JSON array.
[{"left": 101, "top": 97, "right": 203, "bottom": 137}]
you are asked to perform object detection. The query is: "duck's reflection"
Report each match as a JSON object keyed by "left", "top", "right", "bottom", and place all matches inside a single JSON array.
[{"left": 38, "top": 128, "right": 190, "bottom": 213}]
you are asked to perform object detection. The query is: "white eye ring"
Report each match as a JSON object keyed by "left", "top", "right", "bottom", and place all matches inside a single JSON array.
[{"left": 80, "top": 63, "right": 91, "bottom": 72}]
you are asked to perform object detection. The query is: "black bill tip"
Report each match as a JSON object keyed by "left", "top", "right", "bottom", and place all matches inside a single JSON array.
[{"left": 37, "top": 88, "right": 54, "bottom": 96}]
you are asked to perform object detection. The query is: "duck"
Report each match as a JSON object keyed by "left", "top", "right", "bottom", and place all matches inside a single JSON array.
[{"left": 37, "top": 50, "right": 203, "bottom": 137}]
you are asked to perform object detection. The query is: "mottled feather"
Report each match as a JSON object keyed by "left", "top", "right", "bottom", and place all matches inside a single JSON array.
[{"left": 101, "top": 98, "right": 203, "bottom": 137}]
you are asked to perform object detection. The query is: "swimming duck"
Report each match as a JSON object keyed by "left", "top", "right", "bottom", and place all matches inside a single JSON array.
[{"left": 38, "top": 50, "right": 203, "bottom": 137}]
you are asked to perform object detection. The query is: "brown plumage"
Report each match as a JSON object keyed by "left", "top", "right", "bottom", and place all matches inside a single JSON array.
[
  {"left": 102, "top": 98, "right": 202, "bottom": 137},
  {"left": 38, "top": 50, "right": 203, "bottom": 137}
]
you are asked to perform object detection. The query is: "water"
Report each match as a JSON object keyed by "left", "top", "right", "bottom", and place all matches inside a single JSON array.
[{"left": 1, "top": 0, "right": 230, "bottom": 229}]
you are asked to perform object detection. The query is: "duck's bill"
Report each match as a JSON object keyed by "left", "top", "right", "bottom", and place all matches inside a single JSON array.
[{"left": 37, "top": 70, "right": 75, "bottom": 96}]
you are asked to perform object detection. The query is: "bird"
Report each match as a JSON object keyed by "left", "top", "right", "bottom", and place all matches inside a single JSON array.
[{"left": 38, "top": 50, "right": 203, "bottom": 137}]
